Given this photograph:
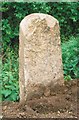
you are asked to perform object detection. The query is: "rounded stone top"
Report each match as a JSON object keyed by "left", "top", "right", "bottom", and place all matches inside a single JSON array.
[{"left": 20, "top": 13, "right": 59, "bottom": 36}]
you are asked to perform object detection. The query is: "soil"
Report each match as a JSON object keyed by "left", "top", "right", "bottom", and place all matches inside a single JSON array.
[{"left": 2, "top": 79, "right": 78, "bottom": 119}]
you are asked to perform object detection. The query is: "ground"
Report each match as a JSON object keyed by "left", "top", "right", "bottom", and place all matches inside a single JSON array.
[{"left": 2, "top": 79, "right": 78, "bottom": 119}]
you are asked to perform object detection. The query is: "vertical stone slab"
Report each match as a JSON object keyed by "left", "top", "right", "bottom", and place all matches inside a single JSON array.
[{"left": 19, "top": 13, "right": 64, "bottom": 102}]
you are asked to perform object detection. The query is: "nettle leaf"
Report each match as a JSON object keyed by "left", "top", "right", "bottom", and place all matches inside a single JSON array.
[
  {"left": 9, "top": 91, "right": 18, "bottom": 101},
  {"left": 4, "top": 85, "right": 16, "bottom": 90},
  {"left": 2, "top": 89, "right": 12, "bottom": 98}
]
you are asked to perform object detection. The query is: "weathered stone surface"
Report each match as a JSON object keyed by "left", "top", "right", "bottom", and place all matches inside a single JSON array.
[{"left": 19, "top": 13, "right": 64, "bottom": 102}]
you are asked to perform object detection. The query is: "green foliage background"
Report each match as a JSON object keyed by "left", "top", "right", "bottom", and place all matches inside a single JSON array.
[{"left": 1, "top": 2, "right": 79, "bottom": 101}]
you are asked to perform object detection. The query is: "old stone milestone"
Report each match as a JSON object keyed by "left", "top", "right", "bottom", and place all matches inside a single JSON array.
[{"left": 19, "top": 13, "right": 64, "bottom": 102}]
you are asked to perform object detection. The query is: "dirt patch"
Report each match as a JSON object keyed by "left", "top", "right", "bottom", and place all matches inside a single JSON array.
[{"left": 2, "top": 79, "right": 78, "bottom": 118}]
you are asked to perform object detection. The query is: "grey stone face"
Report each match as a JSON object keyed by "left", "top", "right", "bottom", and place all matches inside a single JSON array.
[{"left": 19, "top": 13, "right": 64, "bottom": 102}]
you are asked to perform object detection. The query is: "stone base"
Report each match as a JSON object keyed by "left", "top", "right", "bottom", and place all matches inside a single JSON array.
[{"left": 26, "top": 78, "right": 64, "bottom": 101}]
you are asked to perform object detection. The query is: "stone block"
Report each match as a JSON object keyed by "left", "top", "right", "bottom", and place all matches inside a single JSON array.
[{"left": 19, "top": 13, "right": 64, "bottom": 102}]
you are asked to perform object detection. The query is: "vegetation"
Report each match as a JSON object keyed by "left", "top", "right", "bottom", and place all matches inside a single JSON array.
[
  {"left": 2, "top": 46, "right": 19, "bottom": 101},
  {"left": 1, "top": 2, "right": 79, "bottom": 101},
  {"left": 62, "top": 36, "right": 79, "bottom": 80}
]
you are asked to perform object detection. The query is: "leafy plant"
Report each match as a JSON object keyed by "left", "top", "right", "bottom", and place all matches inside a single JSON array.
[
  {"left": 1, "top": 46, "right": 19, "bottom": 101},
  {"left": 48, "top": 2, "right": 79, "bottom": 38},
  {"left": 62, "top": 36, "right": 79, "bottom": 79}
]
